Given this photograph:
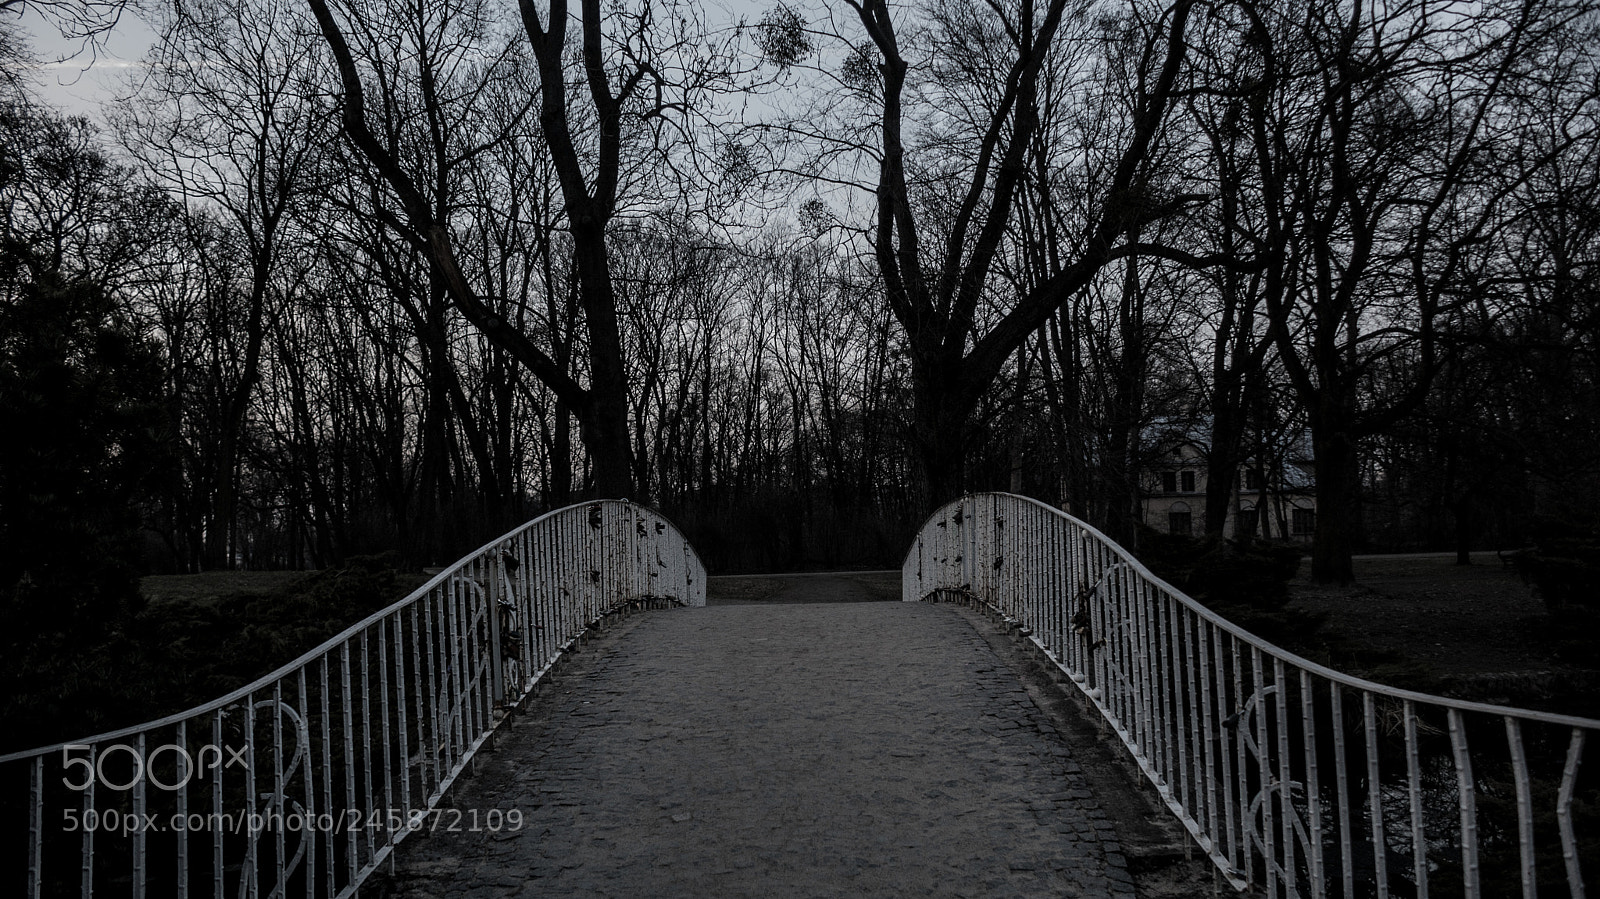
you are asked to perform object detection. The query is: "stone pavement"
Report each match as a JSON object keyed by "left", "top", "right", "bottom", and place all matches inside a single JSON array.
[{"left": 384, "top": 600, "right": 1139, "bottom": 898}]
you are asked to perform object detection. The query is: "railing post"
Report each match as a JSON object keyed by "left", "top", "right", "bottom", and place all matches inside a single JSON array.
[{"left": 488, "top": 552, "right": 505, "bottom": 711}]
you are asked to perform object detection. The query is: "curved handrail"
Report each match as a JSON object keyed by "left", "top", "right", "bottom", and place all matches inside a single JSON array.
[
  {"left": 3, "top": 499, "right": 705, "bottom": 898},
  {"left": 904, "top": 492, "right": 1597, "bottom": 898}
]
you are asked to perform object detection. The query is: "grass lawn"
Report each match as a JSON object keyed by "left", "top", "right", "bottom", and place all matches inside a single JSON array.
[{"left": 140, "top": 570, "right": 317, "bottom": 606}]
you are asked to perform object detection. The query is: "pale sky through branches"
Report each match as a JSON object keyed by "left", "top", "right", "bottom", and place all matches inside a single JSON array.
[
  {"left": 14, "top": 2, "right": 156, "bottom": 117},
  {"left": 15, "top": 0, "right": 769, "bottom": 122}
]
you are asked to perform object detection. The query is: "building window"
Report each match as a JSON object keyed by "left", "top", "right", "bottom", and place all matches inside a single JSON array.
[
  {"left": 1235, "top": 507, "right": 1258, "bottom": 540},
  {"left": 1291, "top": 507, "right": 1316, "bottom": 536},
  {"left": 1180, "top": 470, "right": 1196, "bottom": 493},
  {"left": 1244, "top": 467, "right": 1262, "bottom": 490},
  {"left": 1161, "top": 471, "right": 1178, "bottom": 493},
  {"left": 1168, "top": 502, "right": 1192, "bottom": 536}
]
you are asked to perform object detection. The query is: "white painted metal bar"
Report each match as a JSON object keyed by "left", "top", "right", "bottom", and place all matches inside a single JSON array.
[
  {"left": 272, "top": 683, "right": 287, "bottom": 895},
  {"left": 1448, "top": 709, "right": 1480, "bottom": 898},
  {"left": 213, "top": 709, "right": 225, "bottom": 899},
  {"left": 133, "top": 732, "right": 146, "bottom": 899},
  {"left": 1274, "top": 657, "right": 1296, "bottom": 894},
  {"left": 1503, "top": 717, "right": 1535, "bottom": 899},
  {"left": 1558, "top": 729, "right": 1587, "bottom": 896},
  {"left": 902, "top": 492, "right": 1600, "bottom": 898},
  {"left": 1256, "top": 648, "right": 1279, "bottom": 898},
  {"left": 296, "top": 670, "right": 313, "bottom": 898},
  {"left": 1235, "top": 634, "right": 1255, "bottom": 887},
  {"left": 2, "top": 500, "right": 705, "bottom": 899},
  {"left": 80, "top": 762, "right": 92, "bottom": 898},
  {"left": 1300, "top": 669, "right": 1325, "bottom": 899},
  {"left": 1404, "top": 700, "right": 1429, "bottom": 899},
  {"left": 1217, "top": 624, "right": 1240, "bottom": 874},
  {"left": 28, "top": 756, "right": 41, "bottom": 897},
  {"left": 316, "top": 655, "right": 334, "bottom": 897},
  {"left": 1332, "top": 685, "right": 1354, "bottom": 899},
  {"left": 244, "top": 694, "right": 260, "bottom": 899}
]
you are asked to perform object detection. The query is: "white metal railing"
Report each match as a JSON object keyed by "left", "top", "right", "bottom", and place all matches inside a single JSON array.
[
  {"left": 903, "top": 492, "right": 1598, "bottom": 899},
  {"left": 1, "top": 499, "right": 705, "bottom": 898}
]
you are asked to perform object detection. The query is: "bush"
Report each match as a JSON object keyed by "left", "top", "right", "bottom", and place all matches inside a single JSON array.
[
  {"left": 1526, "top": 516, "right": 1600, "bottom": 611},
  {"left": 1522, "top": 516, "right": 1600, "bottom": 666}
]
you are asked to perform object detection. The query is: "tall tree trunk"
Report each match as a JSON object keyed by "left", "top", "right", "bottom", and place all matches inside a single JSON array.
[
  {"left": 573, "top": 226, "right": 637, "bottom": 500},
  {"left": 1310, "top": 409, "right": 1359, "bottom": 584},
  {"left": 910, "top": 354, "right": 969, "bottom": 509},
  {"left": 202, "top": 271, "right": 269, "bottom": 569}
]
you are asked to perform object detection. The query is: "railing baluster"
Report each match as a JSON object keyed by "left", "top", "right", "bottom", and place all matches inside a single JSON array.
[
  {"left": 1234, "top": 634, "right": 1254, "bottom": 887},
  {"left": 244, "top": 694, "right": 259, "bottom": 899},
  {"left": 1362, "top": 692, "right": 1388, "bottom": 899},
  {"left": 1133, "top": 577, "right": 1153, "bottom": 757},
  {"left": 271, "top": 682, "right": 286, "bottom": 895},
  {"left": 421, "top": 593, "right": 443, "bottom": 791},
  {"left": 318, "top": 654, "right": 336, "bottom": 895},
  {"left": 1175, "top": 597, "right": 1193, "bottom": 818},
  {"left": 1403, "top": 700, "right": 1428, "bottom": 899},
  {"left": 29, "top": 756, "right": 43, "bottom": 899},
  {"left": 1299, "top": 669, "right": 1324, "bottom": 899},
  {"left": 1216, "top": 624, "right": 1239, "bottom": 875},
  {"left": 1207, "top": 626, "right": 1225, "bottom": 871},
  {"left": 378, "top": 618, "right": 395, "bottom": 866},
  {"left": 1331, "top": 685, "right": 1353, "bottom": 899},
  {"left": 1273, "top": 658, "right": 1295, "bottom": 894},
  {"left": 213, "top": 710, "right": 225, "bottom": 899},
  {"left": 1253, "top": 647, "right": 1277, "bottom": 898},
  {"left": 1190, "top": 607, "right": 1209, "bottom": 838},
  {"left": 360, "top": 628, "right": 376, "bottom": 872},
  {"left": 407, "top": 603, "right": 431, "bottom": 803},
  {"left": 394, "top": 609, "right": 413, "bottom": 819},
  {"left": 133, "top": 732, "right": 147, "bottom": 899},
  {"left": 441, "top": 579, "right": 463, "bottom": 768},
  {"left": 80, "top": 748, "right": 93, "bottom": 899},
  {"left": 1503, "top": 717, "right": 1535, "bottom": 899},
  {"left": 296, "top": 669, "right": 314, "bottom": 897},
  {"left": 1558, "top": 728, "right": 1587, "bottom": 896},
  {"left": 1448, "top": 708, "right": 1480, "bottom": 899},
  {"left": 1159, "top": 588, "right": 1177, "bottom": 790},
  {"left": 1185, "top": 610, "right": 1204, "bottom": 827},
  {"left": 340, "top": 643, "right": 357, "bottom": 887}
]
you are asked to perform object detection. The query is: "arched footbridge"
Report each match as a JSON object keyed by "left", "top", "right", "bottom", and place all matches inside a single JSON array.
[{"left": 3, "top": 494, "right": 1596, "bottom": 897}]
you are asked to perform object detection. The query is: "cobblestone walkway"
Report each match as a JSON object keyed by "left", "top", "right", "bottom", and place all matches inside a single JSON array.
[{"left": 387, "top": 602, "right": 1137, "bottom": 898}]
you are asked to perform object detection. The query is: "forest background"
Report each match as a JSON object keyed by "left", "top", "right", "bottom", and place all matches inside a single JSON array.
[{"left": 3, "top": 0, "right": 1599, "bottom": 689}]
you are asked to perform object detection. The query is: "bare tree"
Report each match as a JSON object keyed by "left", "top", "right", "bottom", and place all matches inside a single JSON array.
[
  {"left": 1229, "top": 0, "right": 1596, "bottom": 582},
  {"left": 761, "top": 0, "right": 1210, "bottom": 507},
  {"left": 118, "top": 0, "right": 332, "bottom": 567},
  {"left": 306, "top": 0, "right": 746, "bottom": 499}
]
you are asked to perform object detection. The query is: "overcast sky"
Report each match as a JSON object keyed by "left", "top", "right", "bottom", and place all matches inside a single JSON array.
[
  {"left": 18, "top": 5, "right": 151, "bottom": 120},
  {"left": 17, "top": 0, "right": 769, "bottom": 123}
]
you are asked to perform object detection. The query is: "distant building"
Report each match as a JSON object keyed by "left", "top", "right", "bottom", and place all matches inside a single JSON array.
[{"left": 1139, "top": 420, "right": 1317, "bottom": 542}]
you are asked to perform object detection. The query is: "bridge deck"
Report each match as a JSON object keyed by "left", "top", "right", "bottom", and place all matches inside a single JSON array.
[{"left": 386, "top": 590, "right": 1141, "bottom": 898}]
